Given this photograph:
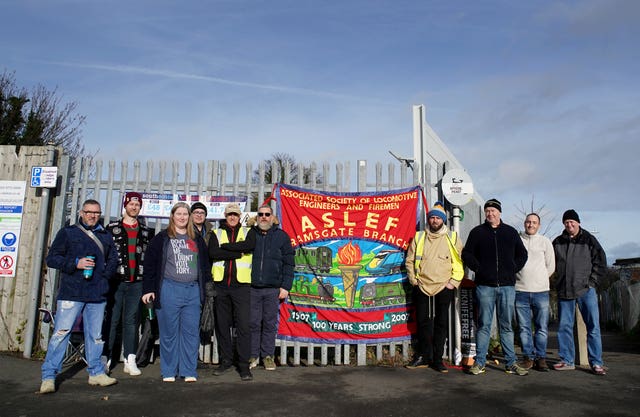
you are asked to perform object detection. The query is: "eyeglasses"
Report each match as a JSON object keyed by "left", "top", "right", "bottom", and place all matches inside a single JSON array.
[
  {"left": 82, "top": 211, "right": 102, "bottom": 216},
  {"left": 257, "top": 212, "right": 271, "bottom": 217},
  {"left": 192, "top": 210, "right": 206, "bottom": 215}
]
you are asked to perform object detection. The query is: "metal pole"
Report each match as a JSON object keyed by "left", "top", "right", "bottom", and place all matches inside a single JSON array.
[
  {"left": 23, "top": 145, "right": 56, "bottom": 359},
  {"left": 451, "top": 205, "right": 462, "bottom": 365}
]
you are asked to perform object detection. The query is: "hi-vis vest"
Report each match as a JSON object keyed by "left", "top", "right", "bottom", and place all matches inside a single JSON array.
[
  {"left": 414, "top": 231, "right": 464, "bottom": 281},
  {"left": 212, "top": 227, "right": 252, "bottom": 283}
]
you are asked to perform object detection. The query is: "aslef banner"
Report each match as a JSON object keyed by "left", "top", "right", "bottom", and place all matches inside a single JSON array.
[{"left": 276, "top": 184, "right": 421, "bottom": 343}]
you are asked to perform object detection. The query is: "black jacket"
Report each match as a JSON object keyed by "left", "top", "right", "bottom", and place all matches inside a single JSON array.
[
  {"left": 106, "top": 218, "right": 154, "bottom": 282},
  {"left": 553, "top": 228, "right": 607, "bottom": 299},
  {"left": 461, "top": 221, "right": 528, "bottom": 287}
]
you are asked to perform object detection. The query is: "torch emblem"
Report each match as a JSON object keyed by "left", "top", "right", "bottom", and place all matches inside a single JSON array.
[{"left": 336, "top": 241, "right": 362, "bottom": 308}]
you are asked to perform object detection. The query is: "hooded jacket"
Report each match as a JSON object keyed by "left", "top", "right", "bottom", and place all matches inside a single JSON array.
[
  {"left": 553, "top": 227, "right": 606, "bottom": 299},
  {"left": 461, "top": 220, "right": 528, "bottom": 287}
]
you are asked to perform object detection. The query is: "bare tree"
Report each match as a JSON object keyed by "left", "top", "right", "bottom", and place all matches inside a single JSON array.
[
  {"left": 0, "top": 70, "right": 86, "bottom": 157},
  {"left": 514, "top": 195, "right": 558, "bottom": 237}
]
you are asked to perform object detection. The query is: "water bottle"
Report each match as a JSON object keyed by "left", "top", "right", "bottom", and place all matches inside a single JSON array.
[
  {"left": 83, "top": 255, "right": 95, "bottom": 280},
  {"left": 144, "top": 301, "right": 155, "bottom": 320}
]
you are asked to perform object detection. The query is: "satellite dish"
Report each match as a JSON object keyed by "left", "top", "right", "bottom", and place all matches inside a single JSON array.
[{"left": 441, "top": 169, "right": 473, "bottom": 206}]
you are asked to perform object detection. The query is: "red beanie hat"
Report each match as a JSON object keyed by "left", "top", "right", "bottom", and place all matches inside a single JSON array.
[{"left": 123, "top": 192, "right": 143, "bottom": 208}]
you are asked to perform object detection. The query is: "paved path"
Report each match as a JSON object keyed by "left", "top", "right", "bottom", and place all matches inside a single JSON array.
[{"left": 2, "top": 329, "right": 638, "bottom": 417}]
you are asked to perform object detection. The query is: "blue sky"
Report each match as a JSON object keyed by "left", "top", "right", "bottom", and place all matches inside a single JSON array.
[{"left": 3, "top": 0, "right": 639, "bottom": 262}]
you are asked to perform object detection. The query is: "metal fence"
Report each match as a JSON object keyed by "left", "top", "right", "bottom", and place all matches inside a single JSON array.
[{"left": 57, "top": 156, "right": 429, "bottom": 366}]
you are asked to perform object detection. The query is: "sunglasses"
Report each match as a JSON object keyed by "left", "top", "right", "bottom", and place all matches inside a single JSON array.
[{"left": 257, "top": 212, "right": 271, "bottom": 217}]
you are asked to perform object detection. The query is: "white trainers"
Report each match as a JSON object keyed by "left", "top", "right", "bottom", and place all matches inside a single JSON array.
[
  {"left": 124, "top": 354, "right": 142, "bottom": 376},
  {"left": 39, "top": 379, "right": 55, "bottom": 394},
  {"left": 88, "top": 373, "right": 118, "bottom": 386}
]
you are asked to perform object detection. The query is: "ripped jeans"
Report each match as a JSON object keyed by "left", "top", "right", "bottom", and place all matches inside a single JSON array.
[{"left": 41, "top": 300, "right": 107, "bottom": 380}]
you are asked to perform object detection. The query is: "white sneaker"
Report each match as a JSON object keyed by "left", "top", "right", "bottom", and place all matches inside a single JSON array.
[{"left": 124, "top": 354, "right": 142, "bottom": 376}]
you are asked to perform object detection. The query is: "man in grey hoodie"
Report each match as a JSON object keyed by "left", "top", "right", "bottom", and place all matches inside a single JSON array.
[{"left": 515, "top": 213, "right": 555, "bottom": 372}]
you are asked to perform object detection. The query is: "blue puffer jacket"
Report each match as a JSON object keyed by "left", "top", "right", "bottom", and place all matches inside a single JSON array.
[
  {"left": 46, "top": 223, "right": 118, "bottom": 302},
  {"left": 251, "top": 225, "right": 295, "bottom": 291}
]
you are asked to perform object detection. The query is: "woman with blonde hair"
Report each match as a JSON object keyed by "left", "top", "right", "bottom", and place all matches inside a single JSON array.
[{"left": 142, "top": 202, "right": 211, "bottom": 382}]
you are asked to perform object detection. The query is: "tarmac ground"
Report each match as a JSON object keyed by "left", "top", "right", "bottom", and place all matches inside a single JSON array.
[{"left": 1, "top": 327, "right": 639, "bottom": 417}]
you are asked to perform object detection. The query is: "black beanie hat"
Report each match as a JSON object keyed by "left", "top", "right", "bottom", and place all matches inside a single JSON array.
[
  {"left": 484, "top": 198, "right": 502, "bottom": 212},
  {"left": 562, "top": 209, "right": 580, "bottom": 223},
  {"left": 190, "top": 202, "right": 208, "bottom": 216}
]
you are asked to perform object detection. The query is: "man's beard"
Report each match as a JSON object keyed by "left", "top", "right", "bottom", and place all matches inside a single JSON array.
[
  {"left": 258, "top": 221, "right": 271, "bottom": 231},
  {"left": 429, "top": 223, "right": 444, "bottom": 233}
]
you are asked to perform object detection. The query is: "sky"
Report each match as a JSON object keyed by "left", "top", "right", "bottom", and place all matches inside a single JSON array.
[{"left": 2, "top": 0, "right": 639, "bottom": 263}]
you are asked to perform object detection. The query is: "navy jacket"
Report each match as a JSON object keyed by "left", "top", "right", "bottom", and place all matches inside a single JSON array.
[
  {"left": 553, "top": 228, "right": 607, "bottom": 299},
  {"left": 252, "top": 225, "right": 294, "bottom": 290},
  {"left": 46, "top": 223, "right": 118, "bottom": 303},
  {"left": 142, "top": 230, "right": 211, "bottom": 308},
  {"left": 461, "top": 221, "right": 528, "bottom": 287}
]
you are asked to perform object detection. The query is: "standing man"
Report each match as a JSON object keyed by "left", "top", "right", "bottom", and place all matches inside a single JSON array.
[
  {"left": 552, "top": 209, "right": 607, "bottom": 375},
  {"left": 515, "top": 213, "right": 555, "bottom": 372},
  {"left": 104, "top": 192, "right": 154, "bottom": 376},
  {"left": 191, "top": 202, "right": 214, "bottom": 245},
  {"left": 462, "top": 198, "right": 528, "bottom": 376},
  {"left": 405, "top": 202, "right": 464, "bottom": 373},
  {"left": 209, "top": 203, "right": 254, "bottom": 381},
  {"left": 40, "top": 199, "right": 118, "bottom": 394},
  {"left": 249, "top": 205, "right": 294, "bottom": 371}
]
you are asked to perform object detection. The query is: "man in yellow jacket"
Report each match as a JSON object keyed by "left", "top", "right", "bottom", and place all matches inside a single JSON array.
[{"left": 405, "top": 201, "right": 464, "bottom": 373}]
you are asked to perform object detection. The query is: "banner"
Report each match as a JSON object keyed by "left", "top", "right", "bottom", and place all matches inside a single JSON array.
[{"left": 276, "top": 184, "right": 421, "bottom": 343}]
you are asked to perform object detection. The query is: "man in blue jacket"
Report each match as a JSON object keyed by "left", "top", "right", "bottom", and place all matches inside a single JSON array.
[
  {"left": 250, "top": 205, "right": 294, "bottom": 371},
  {"left": 40, "top": 199, "right": 119, "bottom": 394},
  {"left": 462, "top": 198, "right": 528, "bottom": 376}
]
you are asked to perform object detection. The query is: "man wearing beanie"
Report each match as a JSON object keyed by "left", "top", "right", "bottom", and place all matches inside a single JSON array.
[
  {"left": 552, "top": 209, "right": 607, "bottom": 375},
  {"left": 190, "top": 202, "right": 214, "bottom": 246},
  {"left": 104, "top": 192, "right": 155, "bottom": 376},
  {"left": 406, "top": 201, "right": 464, "bottom": 373},
  {"left": 462, "top": 198, "right": 529, "bottom": 376}
]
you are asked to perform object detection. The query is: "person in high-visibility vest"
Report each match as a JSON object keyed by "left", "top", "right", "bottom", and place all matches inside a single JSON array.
[
  {"left": 405, "top": 201, "right": 464, "bottom": 373},
  {"left": 209, "top": 203, "right": 254, "bottom": 381}
]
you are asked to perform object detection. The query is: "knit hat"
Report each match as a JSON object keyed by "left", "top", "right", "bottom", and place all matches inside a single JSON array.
[
  {"left": 427, "top": 201, "right": 447, "bottom": 223},
  {"left": 224, "top": 203, "right": 242, "bottom": 215},
  {"left": 123, "top": 192, "right": 143, "bottom": 208},
  {"left": 484, "top": 198, "right": 502, "bottom": 212},
  {"left": 191, "top": 202, "right": 208, "bottom": 216},
  {"left": 562, "top": 209, "right": 580, "bottom": 223}
]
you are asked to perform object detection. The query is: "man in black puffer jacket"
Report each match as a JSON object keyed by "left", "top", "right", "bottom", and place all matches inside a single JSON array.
[
  {"left": 552, "top": 209, "right": 607, "bottom": 375},
  {"left": 462, "top": 198, "right": 528, "bottom": 376}
]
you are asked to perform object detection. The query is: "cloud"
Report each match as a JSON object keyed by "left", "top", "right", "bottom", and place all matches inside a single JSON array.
[
  {"left": 608, "top": 242, "right": 640, "bottom": 263},
  {"left": 40, "top": 60, "right": 373, "bottom": 102}
]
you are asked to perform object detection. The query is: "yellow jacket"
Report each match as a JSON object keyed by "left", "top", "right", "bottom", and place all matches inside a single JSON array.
[{"left": 406, "top": 226, "right": 464, "bottom": 296}]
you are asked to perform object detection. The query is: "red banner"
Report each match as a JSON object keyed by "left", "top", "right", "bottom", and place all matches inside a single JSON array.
[{"left": 276, "top": 184, "right": 422, "bottom": 343}]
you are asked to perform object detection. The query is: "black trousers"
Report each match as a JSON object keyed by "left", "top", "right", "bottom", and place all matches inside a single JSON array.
[
  {"left": 214, "top": 284, "right": 251, "bottom": 372},
  {"left": 413, "top": 287, "right": 454, "bottom": 363}
]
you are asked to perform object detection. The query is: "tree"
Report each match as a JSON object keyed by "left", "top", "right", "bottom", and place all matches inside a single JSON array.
[
  {"left": 0, "top": 70, "right": 86, "bottom": 156},
  {"left": 514, "top": 195, "right": 558, "bottom": 237},
  {"left": 253, "top": 152, "right": 323, "bottom": 185},
  {"left": 250, "top": 152, "right": 324, "bottom": 210}
]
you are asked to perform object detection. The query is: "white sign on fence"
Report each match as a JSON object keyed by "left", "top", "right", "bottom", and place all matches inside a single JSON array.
[
  {"left": 139, "top": 193, "right": 247, "bottom": 220},
  {"left": 0, "top": 181, "right": 26, "bottom": 277},
  {"left": 30, "top": 166, "right": 58, "bottom": 188}
]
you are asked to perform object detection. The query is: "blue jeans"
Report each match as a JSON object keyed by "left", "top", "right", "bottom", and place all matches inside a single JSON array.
[
  {"left": 106, "top": 280, "right": 142, "bottom": 357},
  {"left": 250, "top": 287, "right": 280, "bottom": 358},
  {"left": 157, "top": 279, "right": 201, "bottom": 379},
  {"left": 515, "top": 291, "right": 549, "bottom": 360},
  {"left": 557, "top": 287, "right": 603, "bottom": 367},
  {"left": 474, "top": 285, "right": 517, "bottom": 367},
  {"left": 42, "top": 300, "right": 107, "bottom": 380}
]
